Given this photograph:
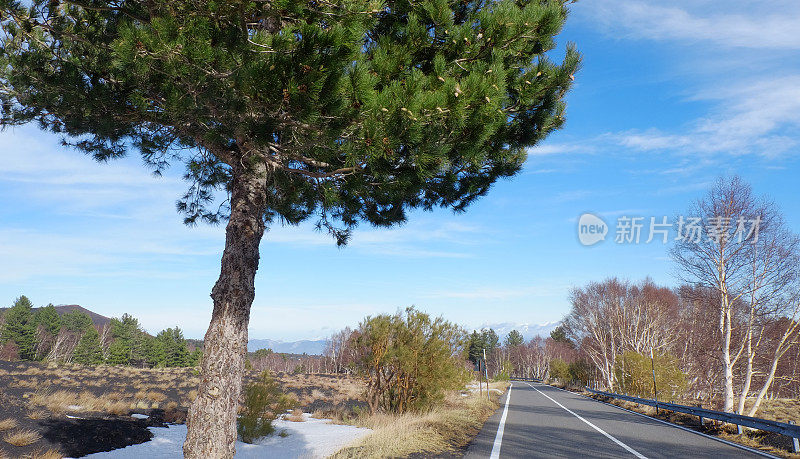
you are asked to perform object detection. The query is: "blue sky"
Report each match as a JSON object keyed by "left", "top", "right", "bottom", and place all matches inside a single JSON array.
[{"left": 2, "top": 0, "right": 800, "bottom": 340}]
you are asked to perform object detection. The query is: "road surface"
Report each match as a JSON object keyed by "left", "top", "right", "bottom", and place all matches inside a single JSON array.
[{"left": 464, "top": 381, "right": 772, "bottom": 458}]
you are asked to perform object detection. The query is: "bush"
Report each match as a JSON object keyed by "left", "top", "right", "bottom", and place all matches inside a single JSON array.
[
  {"left": 567, "top": 360, "right": 592, "bottom": 385},
  {"left": 237, "top": 371, "right": 295, "bottom": 443},
  {"left": 494, "top": 361, "right": 513, "bottom": 381},
  {"left": 354, "top": 307, "right": 469, "bottom": 413},
  {"left": 549, "top": 358, "right": 570, "bottom": 381},
  {"left": 614, "top": 351, "right": 687, "bottom": 399}
]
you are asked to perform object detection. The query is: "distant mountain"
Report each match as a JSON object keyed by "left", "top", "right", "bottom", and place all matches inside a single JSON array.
[
  {"left": 0, "top": 304, "right": 113, "bottom": 328},
  {"left": 247, "top": 338, "right": 327, "bottom": 355},
  {"left": 473, "top": 320, "right": 561, "bottom": 342}
]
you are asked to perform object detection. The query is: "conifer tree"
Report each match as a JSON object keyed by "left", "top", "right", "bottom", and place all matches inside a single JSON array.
[
  {"left": 0, "top": 296, "right": 36, "bottom": 360},
  {"left": 108, "top": 313, "right": 146, "bottom": 365},
  {"left": 34, "top": 304, "right": 62, "bottom": 337},
  {"left": 505, "top": 329, "right": 524, "bottom": 347},
  {"left": 73, "top": 326, "right": 105, "bottom": 365},
  {"left": 1, "top": 1, "right": 579, "bottom": 455},
  {"left": 61, "top": 311, "right": 93, "bottom": 333}
]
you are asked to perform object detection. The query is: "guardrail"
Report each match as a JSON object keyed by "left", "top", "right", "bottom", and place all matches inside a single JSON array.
[{"left": 585, "top": 388, "right": 800, "bottom": 453}]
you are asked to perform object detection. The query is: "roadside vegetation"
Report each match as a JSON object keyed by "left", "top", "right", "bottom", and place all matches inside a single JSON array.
[{"left": 333, "top": 381, "right": 507, "bottom": 458}]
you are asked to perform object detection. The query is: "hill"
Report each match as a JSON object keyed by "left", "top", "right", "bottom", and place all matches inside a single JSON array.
[{"left": 0, "top": 304, "right": 113, "bottom": 328}]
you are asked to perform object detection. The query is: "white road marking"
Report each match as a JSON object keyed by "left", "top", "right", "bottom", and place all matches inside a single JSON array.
[
  {"left": 490, "top": 383, "right": 512, "bottom": 459},
  {"left": 526, "top": 382, "right": 648, "bottom": 459}
]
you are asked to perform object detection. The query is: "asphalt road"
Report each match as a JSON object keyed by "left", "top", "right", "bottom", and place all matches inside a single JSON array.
[{"left": 464, "top": 381, "right": 772, "bottom": 458}]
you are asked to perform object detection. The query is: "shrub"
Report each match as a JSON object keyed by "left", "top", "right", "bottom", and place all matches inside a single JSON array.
[
  {"left": 494, "top": 361, "right": 513, "bottom": 381},
  {"left": 567, "top": 360, "right": 592, "bottom": 385},
  {"left": 548, "top": 358, "right": 570, "bottom": 381},
  {"left": 614, "top": 351, "right": 687, "bottom": 399},
  {"left": 237, "top": 371, "right": 295, "bottom": 443},
  {"left": 354, "top": 307, "right": 469, "bottom": 413}
]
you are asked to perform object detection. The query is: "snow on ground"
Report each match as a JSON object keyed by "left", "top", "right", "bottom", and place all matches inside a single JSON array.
[{"left": 80, "top": 414, "right": 372, "bottom": 459}]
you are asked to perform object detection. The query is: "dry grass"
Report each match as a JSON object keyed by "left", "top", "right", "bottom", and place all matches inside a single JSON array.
[
  {"left": 332, "top": 381, "right": 507, "bottom": 458},
  {"left": 0, "top": 420, "right": 17, "bottom": 432},
  {"left": 27, "top": 411, "right": 47, "bottom": 420},
  {"left": 286, "top": 409, "right": 305, "bottom": 422},
  {"left": 146, "top": 391, "right": 167, "bottom": 403},
  {"left": 3, "top": 429, "right": 41, "bottom": 447},
  {"left": 30, "top": 448, "right": 64, "bottom": 459},
  {"left": 743, "top": 398, "right": 800, "bottom": 424}
]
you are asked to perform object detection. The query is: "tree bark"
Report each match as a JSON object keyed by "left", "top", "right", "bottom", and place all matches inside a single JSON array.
[{"left": 184, "top": 164, "right": 267, "bottom": 459}]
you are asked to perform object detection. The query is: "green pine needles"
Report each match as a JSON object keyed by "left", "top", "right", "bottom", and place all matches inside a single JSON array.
[{"left": 0, "top": 0, "right": 580, "bottom": 242}]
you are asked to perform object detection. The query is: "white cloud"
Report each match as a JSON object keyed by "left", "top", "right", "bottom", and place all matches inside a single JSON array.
[
  {"left": 585, "top": 0, "right": 800, "bottom": 50},
  {"left": 614, "top": 76, "right": 800, "bottom": 157}
]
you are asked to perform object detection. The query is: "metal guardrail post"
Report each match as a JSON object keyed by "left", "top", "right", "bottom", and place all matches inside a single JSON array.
[{"left": 791, "top": 421, "right": 799, "bottom": 454}]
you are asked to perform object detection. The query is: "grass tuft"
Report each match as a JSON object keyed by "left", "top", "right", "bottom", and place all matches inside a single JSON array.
[
  {"left": 0, "top": 420, "right": 17, "bottom": 432},
  {"left": 3, "top": 429, "right": 41, "bottom": 447},
  {"left": 286, "top": 409, "right": 305, "bottom": 422}
]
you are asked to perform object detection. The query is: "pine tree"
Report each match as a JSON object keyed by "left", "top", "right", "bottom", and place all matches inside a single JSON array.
[
  {"left": 550, "top": 325, "right": 574, "bottom": 348},
  {"left": 481, "top": 329, "right": 500, "bottom": 352},
  {"left": 73, "top": 326, "right": 105, "bottom": 365},
  {"left": 1, "top": 1, "right": 579, "bottom": 454},
  {"left": 467, "top": 331, "right": 483, "bottom": 364},
  {"left": 155, "top": 327, "right": 191, "bottom": 367},
  {"left": 33, "top": 304, "right": 62, "bottom": 337},
  {"left": 0, "top": 296, "right": 36, "bottom": 360},
  {"left": 61, "top": 311, "right": 93, "bottom": 333},
  {"left": 505, "top": 330, "right": 524, "bottom": 347},
  {"left": 108, "top": 313, "right": 145, "bottom": 365}
]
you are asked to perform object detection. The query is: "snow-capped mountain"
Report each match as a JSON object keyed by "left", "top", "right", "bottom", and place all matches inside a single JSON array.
[{"left": 247, "top": 338, "right": 327, "bottom": 355}]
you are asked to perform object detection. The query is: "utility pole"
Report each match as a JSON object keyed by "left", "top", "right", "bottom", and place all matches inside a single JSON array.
[
  {"left": 650, "top": 348, "right": 659, "bottom": 415},
  {"left": 478, "top": 359, "right": 483, "bottom": 398},
  {"left": 483, "top": 348, "right": 490, "bottom": 401}
]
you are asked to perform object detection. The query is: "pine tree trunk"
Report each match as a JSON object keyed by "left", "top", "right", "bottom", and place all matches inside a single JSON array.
[{"left": 184, "top": 164, "right": 267, "bottom": 458}]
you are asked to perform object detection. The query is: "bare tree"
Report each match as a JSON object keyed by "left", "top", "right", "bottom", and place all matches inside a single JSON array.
[
  {"left": 671, "top": 176, "right": 770, "bottom": 412},
  {"left": 745, "top": 290, "right": 800, "bottom": 416},
  {"left": 735, "top": 214, "right": 800, "bottom": 414},
  {"left": 565, "top": 279, "right": 625, "bottom": 389},
  {"left": 565, "top": 278, "right": 680, "bottom": 390}
]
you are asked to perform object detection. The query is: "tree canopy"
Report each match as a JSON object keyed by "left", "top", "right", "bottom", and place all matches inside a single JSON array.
[
  {"left": 0, "top": 0, "right": 579, "bottom": 242},
  {"left": 0, "top": 296, "right": 36, "bottom": 360}
]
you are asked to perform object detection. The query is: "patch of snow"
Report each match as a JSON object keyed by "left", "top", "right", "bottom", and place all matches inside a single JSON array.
[
  {"left": 131, "top": 414, "right": 149, "bottom": 420},
  {"left": 67, "top": 405, "right": 83, "bottom": 411},
  {"left": 65, "top": 414, "right": 84, "bottom": 419},
  {"left": 80, "top": 414, "right": 372, "bottom": 459}
]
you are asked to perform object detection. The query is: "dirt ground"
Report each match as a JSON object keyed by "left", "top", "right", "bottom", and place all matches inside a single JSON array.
[{"left": 0, "top": 360, "right": 365, "bottom": 458}]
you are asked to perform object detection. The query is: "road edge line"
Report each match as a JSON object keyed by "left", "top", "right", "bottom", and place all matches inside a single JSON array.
[
  {"left": 525, "top": 382, "right": 647, "bottom": 459},
  {"left": 489, "top": 383, "right": 512, "bottom": 459}
]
